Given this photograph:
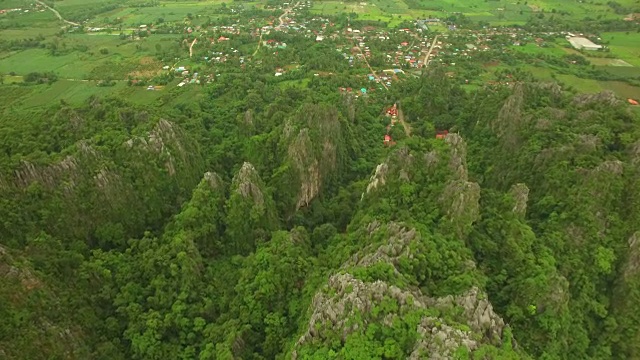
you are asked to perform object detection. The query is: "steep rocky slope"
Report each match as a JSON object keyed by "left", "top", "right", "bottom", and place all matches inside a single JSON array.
[
  {"left": 0, "top": 111, "right": 204, "bottom": 249},
  {"left": 278, "top": 103, "right": 348, "bottom": 212},
  {"left": 289, "top": 138, "right": 526, "bottom": 358},
  {"left": 0, "top": 245, "right": 88, "bottom": 359}
]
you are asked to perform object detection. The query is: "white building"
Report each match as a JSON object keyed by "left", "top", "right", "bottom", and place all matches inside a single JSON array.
[{"left": 567, "top": 36, "right": 602, "bottom": 51}]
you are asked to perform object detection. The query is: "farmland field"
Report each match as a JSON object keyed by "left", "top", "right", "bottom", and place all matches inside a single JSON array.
[
  {"left": 601, "top": 32, "right": 640, "bottom": 67},
  {"left": 1, "top": 0, "right": 639, "bottom": 111},
  {"left": 309, "top": 0, "right": 638, "bottom": 25}
]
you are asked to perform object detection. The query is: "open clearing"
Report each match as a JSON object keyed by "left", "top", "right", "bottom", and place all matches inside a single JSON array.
[{"left": 310, "top": 0, "right": 640, "bottom": 25}]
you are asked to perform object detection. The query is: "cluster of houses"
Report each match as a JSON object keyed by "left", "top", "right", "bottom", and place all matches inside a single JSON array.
[
  {"left": 119, "top": 4, "right": 617, "bottom": 94},
  {"left": 0, "top": 2, "right": 47, "bottom": 15},
  {"left": 0, "top": 8, "right": 24, "bottom": 14},
  {"left": 171, "top": 66, "right": 203, "bottom": 87}
]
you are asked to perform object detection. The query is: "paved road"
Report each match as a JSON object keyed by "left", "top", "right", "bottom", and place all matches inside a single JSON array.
[{"left": 36, "top": 0, "right": 80, "bottom": 26}]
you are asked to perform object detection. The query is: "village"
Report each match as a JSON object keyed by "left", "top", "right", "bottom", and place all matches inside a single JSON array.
[
  {"left": 84, "top": 0, "right": 633, "bottom": 145},
  {"left": 3, "top": 0, "right": 639, "bottom": 129},
  {"left": 121, "top": 0, "right": 630, "bottom": 92}
]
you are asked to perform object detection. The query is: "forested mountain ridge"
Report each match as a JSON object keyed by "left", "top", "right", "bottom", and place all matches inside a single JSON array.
[{"left": 1, "top": 69, "right": 640, "bottom": 359}]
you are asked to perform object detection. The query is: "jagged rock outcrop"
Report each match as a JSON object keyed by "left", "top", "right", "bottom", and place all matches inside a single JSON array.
[
  {"left": 291, "top": 222, "right": 510, "bottom": 359},
  {"left": 410, "top": 316, "right": 478, "bottom": 359},
  {"left": 294, "top": 273, "right": 425, "bottom": 346},
  {"left": 342, "top": 222, "right": 417, "bottom": 275},
  {"left": 226, "top": 162, "right": 277, "bottom": 254},
  {"left": 365, "top": 162, "right": 389, "bottom": 195},
  {"left": 364, "top": 147, "right": 415, "bottom": 195},
  {"left": 288, "top": 129, "right": 322, "bottom": 209},
  {"left": 410, "top": 286, "right": 509, "bottom": 359},
  {"left": 281, "top": 104, "right": 345, "bottom": 210},
  {"left": 233, "top": 162, "right": 265, "bottom": 205},
  {"left": 510, "top": 183, "right": 530, "bottom": 217},
  {"left": 573, "top": 90, "right": 622, "bottom": 108},
  {"left": 495, "top": 83, "right": 524, "bottom": 129},
  {"left": 203, "top": 171, "right": 223, "bottom": 189},
  {"left": 424, "top": 150, "right": 439, "bottom": 169},
  {"left": 0, "top": 245, "right": 88, "bottom": 359},
  {"left": 440, "top": 180, "right": 481, "bottom": 237},
  {"left": 624, "top": 232, "right": 640, "bottom": 280},
  {"left": 445, "top": 133, "right": 468, "bottom": 181},
  {"left": 440, "top": 134, "right": 481, "bottom": 237},
  {"left": 124, "top": 119, "right": 189, "bottom": 176},
  {"left": 432, "top": 286, "right": 505, "bottom": 342},
  {"left": 492, "top": 83, "right": 526, "bottom": 149}
]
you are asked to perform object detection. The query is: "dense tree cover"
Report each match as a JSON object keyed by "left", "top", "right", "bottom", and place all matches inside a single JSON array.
[{"left": 1, "top": 66, "right": 640, "bottom": 359}]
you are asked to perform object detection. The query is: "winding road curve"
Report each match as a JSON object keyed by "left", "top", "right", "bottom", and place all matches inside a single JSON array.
[
  {"left": 277, "top": 1, "right": 300, "bottom": 28},
  {"left": 36, "top": 0, "right": 80, "bottom": 26}
]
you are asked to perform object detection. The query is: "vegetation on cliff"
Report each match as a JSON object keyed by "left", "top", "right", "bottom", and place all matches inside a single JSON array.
[{"left": 1, "top": 68, "right": 640, "bottom": 359}]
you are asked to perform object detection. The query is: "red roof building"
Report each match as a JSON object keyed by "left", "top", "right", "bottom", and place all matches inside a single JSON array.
[
  {"left": 435, "top": 130, "right": 449, "bottom": 139},
  {"left": 386, "top": 103, "right": 398, "bottom": 116}
]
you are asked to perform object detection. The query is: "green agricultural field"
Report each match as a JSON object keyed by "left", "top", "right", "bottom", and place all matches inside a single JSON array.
[
  {"left": 0, "top": 48, "right": 114, "bottom": 79},
  {"left": 17, "top": 80, "right": 128, "bottom": 107},
  {"left": 0, "top": 33, "right": 182, "bottom": 80},
  {"left": 1, "top": 78, "right": 201, "bottom": 109},
  {"left": 520, "top": 0, "right": 631, "bottom": 19},
  {"left": 555, "top": 74, "right": 602, "bottom": 93},
  {"left": 0, "top": 0, "right": 31, "bottom": 8},
  {"left": 600, "top": 80, "right": 640, "bottom": 99},
  {"left": 601, "top": 32, "right": 640, "bottom": 67},
  {"left": 89, "top": 1, "right": 229, "bottom": 26},
  {"left": 0, "top": 7, "right": 60, "bottom": 32},
  {"left": 0, "top": 27, "right": 61, "bottom": 41},
  {"left": 512, "top": 43, "right": 568, "bottom": 57}
]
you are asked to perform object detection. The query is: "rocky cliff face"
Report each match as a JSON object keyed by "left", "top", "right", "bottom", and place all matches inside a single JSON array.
[
  {"left": 440, "top": 134, "right": 481, "bottom": 238},
  {"left": 0, "top": 245, "right": 88, "bottom": 359},
  {"left": 226, "top": 162, "right": 278, "bottom": 254},
  {"left": 232, "top": 162, "right": 266, "bottom": 206},
  {"left": 124, "top": 119, "right": 191, "bottom": 177},
  {"left": 509, "top": 183, "right": 530, "bottom": 217},
  {"left": 0, "top": 118, "right": 203, "bottom": 247},
  {"left": 364, "top": 147, "right": 415, "bottom": 195},
  {"left": 291, "top": 222, "right": 512, "bottom": 359},
  {"left": 282, "top": 104, "right": 345, "bottom": 210}
]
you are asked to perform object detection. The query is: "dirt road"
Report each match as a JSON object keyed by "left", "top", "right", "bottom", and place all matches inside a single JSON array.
[
  {"left": 397, "top": 106, "right": 411, "bottom": 137},
  {"left": 189, "top": 38, "right": 197, "bottom": 58},
  {"left": 278, "top": 1, "right": 300, "bottom": 28},
  {"left": 354, "top": 42, "right": 388, "bottom": 91},
  {"left": 36, "top": 0, "right": 80, "bottom": 26},
  {"left": 423, "top": 35, "right": 439, "bottom": 68},
  {"left": 253, "top": 30, "right": 263, "bottom": 57}
]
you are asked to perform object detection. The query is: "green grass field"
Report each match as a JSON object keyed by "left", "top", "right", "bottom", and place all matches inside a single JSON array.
[
  {"left": 0, "top": 32, "right": 182, "bottom": 80},
  {"left": 601, "top": 32, "right": 640, "bottom": 67},
  {"left": 0, "top": 77, "right": 205, "bottom": 109},
  {"left": 310, "top": 0, "right": 639, "bottom": 25},
  {"left": 2, "top": 0, "right": 639, "bottom": 110}
]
